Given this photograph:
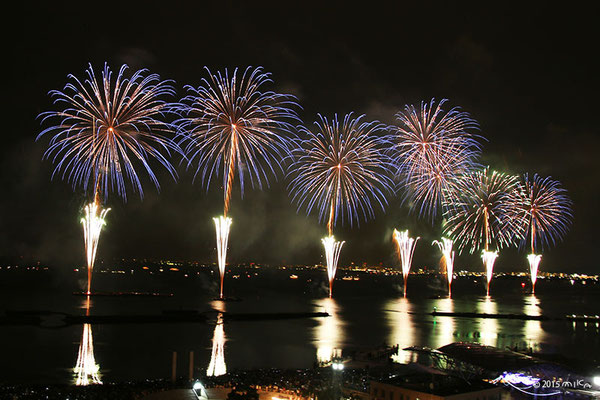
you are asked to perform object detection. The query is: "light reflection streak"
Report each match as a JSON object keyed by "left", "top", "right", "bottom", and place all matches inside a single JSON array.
[
  {"left": 207, "top": 313, "right": 227, "bottom": 377},
  {"left": 314, "top": 298, "right": 344, "bottom": 364},
  {"left": 523, "top": 294, "right": 543, "bottom": 352},
  {"left": 386, "top": 297, "right": 417, "bottom": 364},
  {"left": 74, "top": 296, "right": 102, "bottom": 385},
  {"left": 432, "top": 298, "right": 455, "bottom": 349},
  {"left": 475, "top": 297, "right": 498, "bottom": 347}
]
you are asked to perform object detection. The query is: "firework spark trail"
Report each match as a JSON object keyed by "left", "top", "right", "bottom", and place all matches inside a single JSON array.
[
  {"left": 527, "top": 254, "right": 542, "bottom": 290},
  {"left": 322, "top": 236, "right": 345, "bottom": 298},
  {"left": 214, "top": 216, "right": 232, "bottom": 299},
  {"left": 433, "top": 238, "right": 455, "bottom": 295},
  {"left": 443, "top": 167, "right": 523, "bottom": 295},
  {"left": 224, "top": 127, "right": 239, "bottom": 217},
  {"left": 74, "top": 297, "right": 101, "bottom": 385},
  {"left": 207, "top": 313, "right": 227, "bottom": 377},
  {"left": 179, "top": 67, "right": 298, "bottom": 298},
  {"left": 394, "top": 99, "right": 482, "bottom": 220},
  {"left": 393, "top": 229, "right": 419, "bottom": 297},
  {"left": 509, "top": 174, "right": 573, "bottom": 291},
  {"left": 289, "top": 114, "right": 393, "bottom": 297},
  {"left": 81, "top": 202, "right": 110, "bottom": 295},
  {"left": 482, "top": 250, "right": 498, "bottom": 296}
]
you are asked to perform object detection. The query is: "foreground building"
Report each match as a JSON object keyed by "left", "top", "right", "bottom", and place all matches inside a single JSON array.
[{"left": 370, "top": 373, "right": 502, "bottom": 400}]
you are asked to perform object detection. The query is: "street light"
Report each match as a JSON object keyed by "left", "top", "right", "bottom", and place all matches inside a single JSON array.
[
  {"left": 192, "top": 381, "right": 208, "bottom": 399},
  {"left": 332, "top": 362, "right": 344, "bottom": 370}
]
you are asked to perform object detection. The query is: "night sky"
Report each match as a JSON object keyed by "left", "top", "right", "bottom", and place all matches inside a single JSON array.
[{"left": 2, "top": 2, "right": 598, "bottom": 273}]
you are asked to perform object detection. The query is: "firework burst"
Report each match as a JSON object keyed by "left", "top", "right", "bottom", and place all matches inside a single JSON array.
[
  {"left": 512, "top": 174, "right": 573, "bottom": 253},
  {"left": 443, "top": 167, "right": 523, "bottom": 295},
  {"left": 393, "top": 99, "right": 482, "bottom": 220},
  {"left": 289, "top": 113, "right": 393, "bottom": 297},
  {"left": 178, "top": 66, "right": 299, "bottom": 298},
  {"left": 38, "top": 63, "right": 179, "bottom": 201},
  {"left": 289, "top": 114, "right": 393, "bottom": 234},
  {"left": 38, "top": 63, "right": 179, "bottom": 294},
  {"left": 510, "top": 174, "right": 573, "bottom": 291}
]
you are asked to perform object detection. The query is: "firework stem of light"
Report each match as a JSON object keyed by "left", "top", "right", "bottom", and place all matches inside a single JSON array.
[
  {"left": 289, "top": 114, "right": 392, "bottom": 297},
  {"left": 443, "top": 168, "right": 524, "bottom": 295},
  {"left": 74, "top": 297, "right": 101, "bottom": 386},
  {"left": 393, "top": 229, "right": 420, "bottom": 297},
  {"left": 224, "top": 126, "right": 238, "bottom": 217},
  {"left": 81, "top": 202, "right": 110, "bottom": 295},
  {"left": 509, "top": 174, "right": 573, "bottom": 293},
  {"left": 481, "top": 250, "right": 498, "bottom": 296},
  {"left": 179, "top": 67, "right": 298, "bottom": 298},
  {"left": 207, "top": 313, "right": 227, "bottom": 377},
  {"left": 322, "top": 236, "right": 345, "bottom": 298},
  {"left": 213, "top": 216, "right": 232, "bottom": 299},
  {"left": 527, "top": 253, "right": 542, "bottom": 293},
  {"left": 39, "top": 63, "right": 178, "bottom": 299},
  {"left": 433, "top": 238, "right": 455, "bottom": 296}
]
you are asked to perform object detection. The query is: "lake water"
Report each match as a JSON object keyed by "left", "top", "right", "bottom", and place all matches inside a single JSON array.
[{"left": 0, "top": 267, "right": 598, "bottom": 384}]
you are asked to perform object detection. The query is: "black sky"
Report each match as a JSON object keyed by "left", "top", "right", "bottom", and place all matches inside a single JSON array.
[{"left": 2, "top": 2, "right": 598, "bottom": 273}]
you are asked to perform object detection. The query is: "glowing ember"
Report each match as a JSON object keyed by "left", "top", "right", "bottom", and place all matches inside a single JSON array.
[
  {"left": 322, "top": 236, "right": 344, "bottom": 298},
  {"left": 213, "top": 216, "right": 232, "bottom": 299},
  {"left": 81, "top": 203, "right": 109, "bottom": 295},
  {"left": 393, "top": 229, "right": 419, "bottom": 297}
]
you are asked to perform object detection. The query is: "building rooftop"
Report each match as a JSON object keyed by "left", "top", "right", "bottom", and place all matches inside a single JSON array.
[
  {"left": 437, "top": 342, "right": 542, "bottom": 372},
  {"left": 377, "top": 373, "right": 497, "bottom": 397}
]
